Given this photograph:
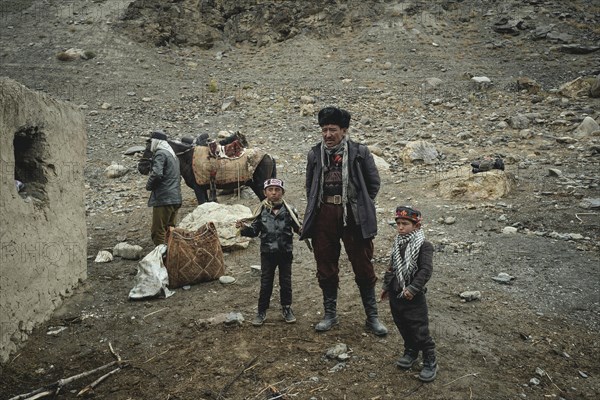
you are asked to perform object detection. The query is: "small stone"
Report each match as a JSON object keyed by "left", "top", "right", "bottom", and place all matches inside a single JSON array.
[
  {"left": 444, "top": 216, "right": 456, "bottom": 225},
  {"left": 492, "top": 272, "right": 515, "bottom": 284},
  {"left": 548, "top": 168, "right": 562, "bottom": 177},
  {"left": 250, "top": 265, "right": 261, "bottom": 276},
  {"left": 326, "top": 343, "right": 348, "bottom": 359},
  {"left": 535, "top": 367, "right": 545, "bottom": 377},
  {"left": 460, "top": 290, "right": 481, "bottom": 302},
  {"left": 502, "top": 226, "right": 518, "bottom": 234},
  {"left": 94, "top": 250, "right": 113, "bottom": 263},
  {"left": 224, "top": 312, "right": 244, "bottom": 326},
  {"left": 529, "top": 377, "right": 540, "bottom": 385},
  {"left": 578, "top": 370, "right": 588, "bottom": 378},
  {"left": 219, "top": 276, "right": 236, "bottom": 285}
]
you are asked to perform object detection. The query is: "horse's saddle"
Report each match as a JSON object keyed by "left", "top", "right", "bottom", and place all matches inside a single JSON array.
[
  {"left": 192, "top": 146, "right": 265, "bottom": 186},
  {"left": 208, "top": 140, "right": 245, "bottom": 159}
]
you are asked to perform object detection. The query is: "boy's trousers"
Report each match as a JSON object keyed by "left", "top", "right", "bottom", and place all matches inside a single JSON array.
[
  {"left": 258, "top": 251, "right": 293, "bottom": 312},
  {"left": 389, "top": 290, "right": 435, "bottom": 352}
]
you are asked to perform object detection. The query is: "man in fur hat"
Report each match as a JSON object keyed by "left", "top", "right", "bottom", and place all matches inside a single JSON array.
[
  {"left": 300, "top": 107, "right": 387, "bottom": 336},
  {"left": 146, "top": 130, "right": 182, "bottom": 245}
]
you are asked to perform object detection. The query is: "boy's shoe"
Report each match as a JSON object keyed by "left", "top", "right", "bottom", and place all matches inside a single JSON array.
[
  {"left": 419, "top": 350, "right": 437, "bottom": 382},
  {"left": 282, "top": 305, "right": 296, "bottom": 323},
  {"left": 252, "top": 311, "right": 266, "bottom": 326},
  {"left": 395, "top": 349, "right": 418, "bottom": 369}
]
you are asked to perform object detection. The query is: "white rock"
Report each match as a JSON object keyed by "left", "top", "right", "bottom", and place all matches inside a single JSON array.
[
  {"left": 178, "top": 203, "right": 253, "bottom": 249},
  {"left": 573, "top": 116, "right": 599, "bottom": 138},
  {"left": 472, "top": 76, "right": 491, "bottom": 83},
  {"left": 104, "top": 163, "right": 128, "bottom": 178},
  {"left": 94, "top": 250, "right": 113, "bottom": 263},
  {"left": 460, "top": 291, "right": 481, "bottom": 301},
  {"left": 113, "top": 242, "right": 143, "bottom": 260},
  {"left": 219, "top": 276, "right": 236, "bottom": 285},
  {"left": 250, "top": 265, "right": 261, "bottom": 276},
  {"left": 372, "top": 154, "right": 390, "bottom": 172}
]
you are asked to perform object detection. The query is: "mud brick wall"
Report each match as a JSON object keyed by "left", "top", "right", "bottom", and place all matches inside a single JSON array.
[{"left": 0, "top": 78, "right": 87, "bottom": 363}]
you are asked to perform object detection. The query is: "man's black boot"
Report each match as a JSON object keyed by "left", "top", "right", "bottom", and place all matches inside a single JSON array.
[
  {"left": 359, "top": 286, "right": 388, "bottom": 336},
  {"left": 315, "top": 287, "right": 338, "bottom": 332},
  {"left": 419, "top": 349, "right": 438, "bottom": 382}
]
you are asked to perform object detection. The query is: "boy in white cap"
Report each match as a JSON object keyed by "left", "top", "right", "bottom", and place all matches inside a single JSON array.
[
  {"left": 236, "top": 179, "right": 302, "bottom": 326},
  {"left": 381, "top": 206, "right": 437, "bottom": 382}
]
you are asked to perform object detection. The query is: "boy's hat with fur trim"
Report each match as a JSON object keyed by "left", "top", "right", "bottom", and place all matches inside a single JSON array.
[
  {"left": 395, "top": 206, "right": 422, "bottom": 224},
  {"left": 263, "top": 178, "right": 285, "bottom": 191}
]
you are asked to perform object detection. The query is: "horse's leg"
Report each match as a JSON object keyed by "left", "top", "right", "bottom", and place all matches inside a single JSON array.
[
  {"left": 249, "top": 155, "right": 276, "bottom": 201},
  {"left": 193, "top": 182, "right": 208, "bottom": 204}
]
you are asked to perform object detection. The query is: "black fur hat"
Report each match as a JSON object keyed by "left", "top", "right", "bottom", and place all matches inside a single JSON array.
[
  {"left": 151, "top": 130, "right": 168, "bottom": 141},
  {"left": 318, "top": 107, "right": 351, "bottom": 129}
]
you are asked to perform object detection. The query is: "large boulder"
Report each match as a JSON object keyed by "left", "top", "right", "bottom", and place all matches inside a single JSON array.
[
  {"left": 433, "top": 167, "right": 514, "bottom": 200},
  {"left": 178, "top": 202, "right": 253, "bottom": 249},
  {"left": 401, "top": 140, "right": 439, "bottom": 165}
]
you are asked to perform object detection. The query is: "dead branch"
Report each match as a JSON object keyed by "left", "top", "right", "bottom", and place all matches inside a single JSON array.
[
  {"left": 217, "top": 355, "right": 259, "bottom": 399},
  {"left": 8, "top": 361, "right": 118, "bottom": 400},
  {"left": 442, "top": 372, "right": 480, "bottom": 387},
  {"left": 143, "top": 307, "right": 168, "bottom": 321},
  {"left": 77, "top": 367, "right": 122, "bottom": 397}
]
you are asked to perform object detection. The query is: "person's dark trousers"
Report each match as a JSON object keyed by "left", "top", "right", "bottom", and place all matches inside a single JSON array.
[
  {"left": 312, "top": 204, "right": 377, "bottom": 289},
  {"left": 151, "top": 204, "right": 180, "bottom": 245},
  {"left": 258, "top": 252, "right": 293, "bottom": 312},
  {"left": 388, "top": 289, "right": 435, "bottom": 354}
]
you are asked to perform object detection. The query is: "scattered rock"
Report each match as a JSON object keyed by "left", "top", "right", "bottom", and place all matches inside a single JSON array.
[
  {"left": 219, "top": 275, "right": 236, "bottom": 285},
  {"left": 179, "top": 203, "right": 253, "bottom": 249},
  {"left": 400, "top": 140, "right": 438, "bottom": 165},
  {"left": 104, "top": 163, "right": 129, "bottom": 178},
  {"left": 224, "top": 312, "right": 244, "bottom": 326},
  {"left": 250, "top": 265, "right": 261, "bottom": 276},
  {"left": 94, "top": 250, "right": 113, "bottom": 263},
  {"left": 547, "top": 168, "right": 562, "bottom": 177},
  {"left": 460, "top": 291, "right": 481, "bottom": 302},
  {"left": 573, "top": 116, "right": 599, "bottom": 138},
  {"left": 113, "top": 242, "right": 143, "bottom": 260},
  {"left": 578, "top": 198, "right": 600, "bottom": 209},
  {"left": 492, "top": 272, "right": 515, "bottom": 284},
  {"left": 123, "top": 145, "right": 147, "bottom": 155},
  {"left": 326, "top": 343, "right": 349, "bottom": 361}
]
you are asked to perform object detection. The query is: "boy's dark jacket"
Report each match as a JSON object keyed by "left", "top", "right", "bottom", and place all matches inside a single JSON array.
[
  {"left": 382, "top": 240, "right": 434, "bottom": 295},
  {"left": 240, "top": 204, "right": 301, "bottom": 253}
]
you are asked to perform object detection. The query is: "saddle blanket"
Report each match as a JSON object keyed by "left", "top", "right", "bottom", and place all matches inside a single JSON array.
[{"left": 192, "top": 146, "right": 265, "bottom": 186}]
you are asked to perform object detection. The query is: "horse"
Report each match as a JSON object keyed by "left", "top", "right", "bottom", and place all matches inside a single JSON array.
[{"left": 138, "top": 138, "right": 276, "bottom": 205}]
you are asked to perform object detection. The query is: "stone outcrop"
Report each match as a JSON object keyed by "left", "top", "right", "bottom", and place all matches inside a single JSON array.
[{"left": 0, "top": 78, "right": 87, "bottom": 363}]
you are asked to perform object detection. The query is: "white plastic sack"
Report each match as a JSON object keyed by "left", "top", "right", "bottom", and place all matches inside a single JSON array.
[{"left": 128, "top": 244, "right": 174, "bottom": 300}]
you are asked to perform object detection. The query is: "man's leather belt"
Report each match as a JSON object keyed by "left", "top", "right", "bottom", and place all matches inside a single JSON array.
[{"left": 323, "top": 195, "right": 343, "bottom": 205}]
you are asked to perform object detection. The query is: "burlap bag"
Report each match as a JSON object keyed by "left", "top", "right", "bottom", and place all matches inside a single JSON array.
[{"left": 165, "top": 223, "right": 225, "bottom": 288}]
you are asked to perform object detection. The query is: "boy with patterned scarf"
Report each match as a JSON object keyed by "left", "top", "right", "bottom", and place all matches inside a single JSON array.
[
  {"left": 236, "top": 178, "right": 302, "bottom": 326},
  {"left": 381, "top": 206, "right": 437, "bottom": 382}
]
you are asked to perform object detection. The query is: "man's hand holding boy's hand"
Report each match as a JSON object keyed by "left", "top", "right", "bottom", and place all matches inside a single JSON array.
[
  {"left": 235, "top": 220, "right": 244, "bottom": 229},
  {"left": 380, "top": 290, "right": 389, "bottom": 301}
]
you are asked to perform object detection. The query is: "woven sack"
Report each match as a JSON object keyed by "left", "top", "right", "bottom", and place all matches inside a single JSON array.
[{"left": 165, "top": 223, "right": 225, "bottom": 288}]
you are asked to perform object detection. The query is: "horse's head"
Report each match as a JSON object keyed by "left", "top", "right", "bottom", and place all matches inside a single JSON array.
[{"left": 137, "top": 140, "right": 152, "bottom": 175}]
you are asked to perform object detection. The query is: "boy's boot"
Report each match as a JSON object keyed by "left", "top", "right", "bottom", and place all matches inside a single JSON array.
[
  {"left": 315, "top": 286, "right": 338, "bottom": 332},
  {"left": 395, "top": 349, "right": 418, "bottom": 369},
  {"left": 419, "top": 349, "right": 438, "bottom": 382},
  {"left": 282, "top": 305, "right": 296, "bottom": 323},
  {"left": 359, "top": 286, "right": 388, "bottom": 336},
  {"left": 252, "top": 311, "right": 266, "bottom": 326}
]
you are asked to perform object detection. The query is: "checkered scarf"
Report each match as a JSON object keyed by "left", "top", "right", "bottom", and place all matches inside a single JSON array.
[{"left": 391, "top": 229, "right": 425, "bottom": 293}]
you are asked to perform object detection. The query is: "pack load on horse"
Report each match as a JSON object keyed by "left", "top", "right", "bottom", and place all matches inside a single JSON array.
[{"left": 138, "top": 131, "right": 276, "bottom": 204}]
